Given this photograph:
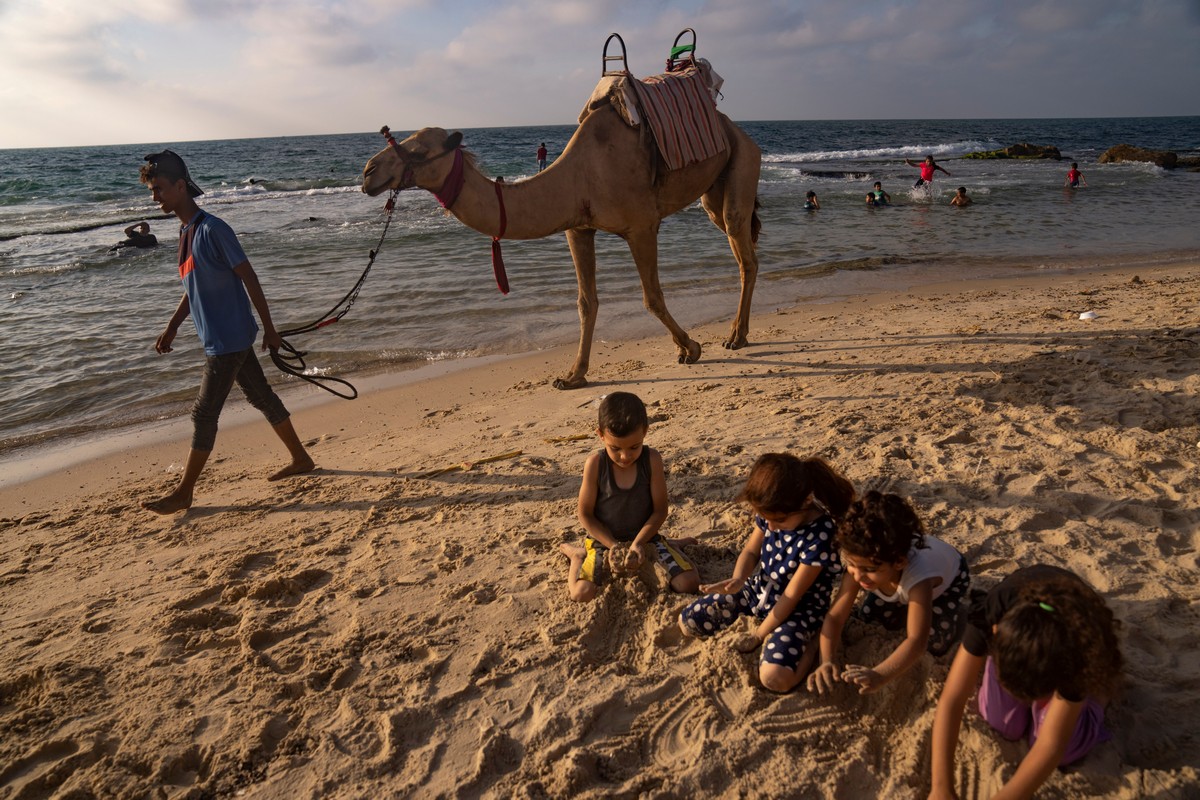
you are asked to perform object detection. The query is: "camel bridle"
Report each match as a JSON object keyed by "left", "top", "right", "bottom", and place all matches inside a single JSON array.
[
  {"left": 379, "top": 126, "right": 461, "bottom": 198},
  {"left": 376, "top": 125, "right": 509, "bottom": 295}
]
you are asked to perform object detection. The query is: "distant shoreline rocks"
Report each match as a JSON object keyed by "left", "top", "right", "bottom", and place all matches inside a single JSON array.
[
  {"left": 1097, "top": 144, "right": 1195, "bottom": 169},
  {"left": 960, "top": 142, "right": 1198, "bottom": 171},
  {"left": 962, "top": 142, "right": 1061, "bottom": 160}
]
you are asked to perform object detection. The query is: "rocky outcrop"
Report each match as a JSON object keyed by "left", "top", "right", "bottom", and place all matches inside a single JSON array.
[
  {"left": 1098, "top": 144, "right": 1178, "bottom": 169},
  {"left": 963, "top": 142, "right": 1061, "bottom": 160}
]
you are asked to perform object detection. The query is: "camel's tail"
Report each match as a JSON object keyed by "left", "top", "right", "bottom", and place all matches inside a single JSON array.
[{"left": 751, "top": 197, "right": 762, "bottom": 244}]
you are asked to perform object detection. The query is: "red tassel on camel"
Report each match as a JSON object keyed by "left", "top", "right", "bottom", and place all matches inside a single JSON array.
[{"left": 492, "top": 178, "right": 510, "bottom": 294}]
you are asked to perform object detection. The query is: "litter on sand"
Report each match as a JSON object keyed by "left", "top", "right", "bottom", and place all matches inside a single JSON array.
[
  {"left": 417, "top": 449, "right": 524, "bottom": 478},
  {"left": 544, "top": 434, "right": 591, "bottom": 444}
]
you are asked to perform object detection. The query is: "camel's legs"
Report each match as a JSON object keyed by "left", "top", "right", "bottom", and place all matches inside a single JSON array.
[
  {"left": 720, "top": 195, "right": 759, "bottom": 350},
  {"left": 703, "top": 146, "right": 761, "bottom": 350},
  {"left": 625, "top": 228, "right": 701, "bottom": 365},
  {"left": 555, "top": 228, "right": 599, "bottom": 390}
]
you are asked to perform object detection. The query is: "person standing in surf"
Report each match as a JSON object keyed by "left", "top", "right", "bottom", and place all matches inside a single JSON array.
[
  {"left": 906, "top": 155, "right": 951, "bottom": 188},
  {"left": 138, "top": 150, "right": 315, "bottom": 514},
  {"left": 1064, "top": 162, "right": 1087, "bottom": 188}
]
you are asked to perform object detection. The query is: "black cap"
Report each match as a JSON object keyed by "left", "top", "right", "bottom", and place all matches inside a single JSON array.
[{"left": 143, "top": 149, "right": 204, "bottom": 197}]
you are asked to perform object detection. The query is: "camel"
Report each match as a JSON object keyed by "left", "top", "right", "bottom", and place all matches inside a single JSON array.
[{"left": 360, "top": 78, "right": 761, "bottom": 390}]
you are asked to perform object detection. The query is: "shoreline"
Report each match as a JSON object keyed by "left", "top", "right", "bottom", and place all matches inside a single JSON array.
[
  {"left": 4, "top": 247, "right": 1197, "bottom": 489},
  {"left": 1, "top": 258, "right": 1193, "bottom": 511},
  {"left": 1, "top": 260, "right": 1197, "bottom": 797}
]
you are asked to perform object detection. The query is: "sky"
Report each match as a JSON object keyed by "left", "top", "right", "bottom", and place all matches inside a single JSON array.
[{"left": 1, "top": 0, "right": 1198, "bottom": 149}]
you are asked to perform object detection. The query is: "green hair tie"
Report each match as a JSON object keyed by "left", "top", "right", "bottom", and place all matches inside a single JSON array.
[{"left": 1038, "top": 601, "right": 1055, "bottom": 613}]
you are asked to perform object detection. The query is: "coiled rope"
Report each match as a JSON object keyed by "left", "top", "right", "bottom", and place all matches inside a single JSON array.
[{"left": 270, "top": 189, "right": 400, "bottom": 399}]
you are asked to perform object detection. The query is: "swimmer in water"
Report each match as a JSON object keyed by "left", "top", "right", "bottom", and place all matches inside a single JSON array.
[
  {"left": 110, "top": 221, "right": 159, "bottom": 251},
  {"left": 1064, "top": 162, "right": 1087, "bottom": 188}
]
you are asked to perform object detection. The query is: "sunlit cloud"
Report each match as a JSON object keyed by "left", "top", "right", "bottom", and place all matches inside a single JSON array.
[{"left": 0, "top": 0, "right": 1196, "bottom": 148}]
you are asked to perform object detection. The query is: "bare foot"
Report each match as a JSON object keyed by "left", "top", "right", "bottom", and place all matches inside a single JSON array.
[
  {"left": 141, "top": 490, "right": 192, "bottom": 515},
  {"left": 268, "top": 455, "right": 315, "bottom": 482},
  {"left": 559, "top": 542, "right": 586, "bottom": 562}
]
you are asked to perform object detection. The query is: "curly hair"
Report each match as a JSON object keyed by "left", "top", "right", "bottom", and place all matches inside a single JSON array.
[
  {"left": 837, "top": 491, "right": 927, "bottom": 564},
  {"left": 597, "top": 391, "right": 648, "bottom": 437},
  {"left": 993, "top": 573, "right": 1123, "bottom": 702},
  {"left": 738, "top": 453, "right": 855, "bottom": 518}
]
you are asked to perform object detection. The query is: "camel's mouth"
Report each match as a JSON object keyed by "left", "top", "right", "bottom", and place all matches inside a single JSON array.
[
  {"left": 362, "top": 154, "right": 413, "bottom": 196},
  {"left": 361, "top": 162, "right": 390, "bottom": 196}
]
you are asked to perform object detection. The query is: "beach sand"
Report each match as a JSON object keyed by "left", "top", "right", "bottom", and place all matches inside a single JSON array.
[{"left": 2, "top": 263, "right": 1197, "bottom": 799}]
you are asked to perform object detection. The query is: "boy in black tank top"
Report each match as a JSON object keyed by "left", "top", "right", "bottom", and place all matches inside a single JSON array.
[{"left": 559, "top": 392, "right": 700, "bottom": 602}]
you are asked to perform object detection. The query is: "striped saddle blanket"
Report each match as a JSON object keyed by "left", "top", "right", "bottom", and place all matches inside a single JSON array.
[{"left": 625, "top": 67, "right": 728, "bottom": 171}]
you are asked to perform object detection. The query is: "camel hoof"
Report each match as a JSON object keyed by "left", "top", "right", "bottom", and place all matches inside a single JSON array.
[
  {"left": 677, "top": 340, "right": 702, "bottom": 365},
  {"left": 553, "top": 376, "right": 588, "bottom": 390},
  {"left": 723, "top": 336, "right": 748, "bottom": 351}
]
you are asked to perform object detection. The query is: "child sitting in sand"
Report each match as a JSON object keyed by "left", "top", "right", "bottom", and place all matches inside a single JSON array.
[
  {"left": 807, "top": 492, "right": 970, "bottom": 696},
  {"left": 679, "top": 454, "right": 855, "bottom": 693},
  {"left": 929, "top": 565, "right": 1123, "bottom": 799},
  {"left": 559, "top": 391, "right": 699, "bottom": 602},
  {"left": 950, "top": 186, "right": 973, "bottom": 206}
]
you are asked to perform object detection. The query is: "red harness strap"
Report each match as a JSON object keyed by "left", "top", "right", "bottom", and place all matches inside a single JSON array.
[
  {"left": 378, "top": 126, "right": 507, "bottom": 294},
  {"left": 491, "top": 178, "right": 510, "bottom": 294},
  {"left": 433, "top": 149, "right": 465, "bottom": 209}
]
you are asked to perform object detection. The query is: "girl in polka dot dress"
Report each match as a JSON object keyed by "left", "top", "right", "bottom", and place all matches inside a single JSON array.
[
  {"left": 807, "top": 491, "right": 970, "bottom": 696},
  {"left": 679, "top": 454, "right": 855, "bottom": 693}
]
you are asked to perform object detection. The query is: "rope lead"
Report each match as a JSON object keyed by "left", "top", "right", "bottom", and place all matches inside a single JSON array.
[{"left": 269, "top": 188, "right": 401, "bottom": 399}]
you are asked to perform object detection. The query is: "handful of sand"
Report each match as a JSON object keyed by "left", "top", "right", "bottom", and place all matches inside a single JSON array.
[{"left": 609, "top": 545, "right": 642, "bottom": 575}]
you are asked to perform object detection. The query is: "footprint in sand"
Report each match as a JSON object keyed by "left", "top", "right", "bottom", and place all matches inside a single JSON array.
[
  {"left": 0, "top": 737, "right": 113, "bottom": 798},
  {"left": 246, "top": 567, "right": 332, "bottom": 605},
  {"left": 155, "top": 744, "right": 212, "bottom": 790}
]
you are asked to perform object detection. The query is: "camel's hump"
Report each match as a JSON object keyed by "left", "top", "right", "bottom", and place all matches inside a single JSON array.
[{"left": 579, "top": 75, "right": 639, "bottom": 127}]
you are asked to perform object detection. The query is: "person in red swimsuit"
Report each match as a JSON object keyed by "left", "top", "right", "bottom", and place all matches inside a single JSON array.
[
  {"left": 1065, "top": 162, "right": 1087, "bottom": 188},
  {"left": 906, "top": 155, "right": 951, "bottom": 188}
]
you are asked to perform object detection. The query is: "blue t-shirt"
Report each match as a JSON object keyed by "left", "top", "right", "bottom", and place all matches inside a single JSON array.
[{"left": 179, "top": 212, "right": 257, "bottom": 356}]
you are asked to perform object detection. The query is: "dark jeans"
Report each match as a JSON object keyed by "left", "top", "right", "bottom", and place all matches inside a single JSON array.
[{"left": 191, "top": 348, "right": 289, "bottom": 451}]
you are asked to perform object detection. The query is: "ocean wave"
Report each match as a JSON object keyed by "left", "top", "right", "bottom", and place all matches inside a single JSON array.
[
  {"left": 0, "top": 210, "right": 173, "bottom": 242},
  {"left": 206, "top": 180, "right": 361, "bottom": 200},
  {"left": 763, "top": 139, "right": 1001, "bottom": 164},
  {"left": 0, "top": 178, "right": 48, "bottom": 204}
]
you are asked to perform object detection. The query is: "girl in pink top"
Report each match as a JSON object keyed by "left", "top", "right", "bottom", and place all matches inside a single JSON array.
[{"left": 906, "top": 154, "right": 951, "bottom": 187}]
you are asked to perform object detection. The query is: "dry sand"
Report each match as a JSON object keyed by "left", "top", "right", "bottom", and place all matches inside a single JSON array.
[{"left": 2, "top": 264, "right": 1198, "bottom": 799}]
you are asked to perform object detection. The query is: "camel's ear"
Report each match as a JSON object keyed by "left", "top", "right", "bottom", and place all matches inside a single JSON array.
[{"left": 445, "top": 131, "right": 463, "bottom": 151}]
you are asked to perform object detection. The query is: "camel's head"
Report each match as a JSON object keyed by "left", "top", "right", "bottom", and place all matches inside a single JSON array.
[{"left": 361, "top": 127, "right": 464, "bottom": 196}]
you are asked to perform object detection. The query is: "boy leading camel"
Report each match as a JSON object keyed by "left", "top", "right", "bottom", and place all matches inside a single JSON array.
[{"left": 139, "top": 150, "right": 314, "bottom": 514}]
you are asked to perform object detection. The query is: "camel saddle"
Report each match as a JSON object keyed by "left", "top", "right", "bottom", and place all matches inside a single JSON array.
[{"left": 580, "top": 63, "right": 729, "bottom": 172}]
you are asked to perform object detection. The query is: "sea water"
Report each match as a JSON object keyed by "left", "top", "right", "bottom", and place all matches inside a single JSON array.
[{"left": 1, "top": 117, "right": 1198, "bottom": 454}]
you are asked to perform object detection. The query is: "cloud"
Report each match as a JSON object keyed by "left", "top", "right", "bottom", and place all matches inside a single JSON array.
[{"left": 0, "top": 0, "right": 1197, "bottom": 148}]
